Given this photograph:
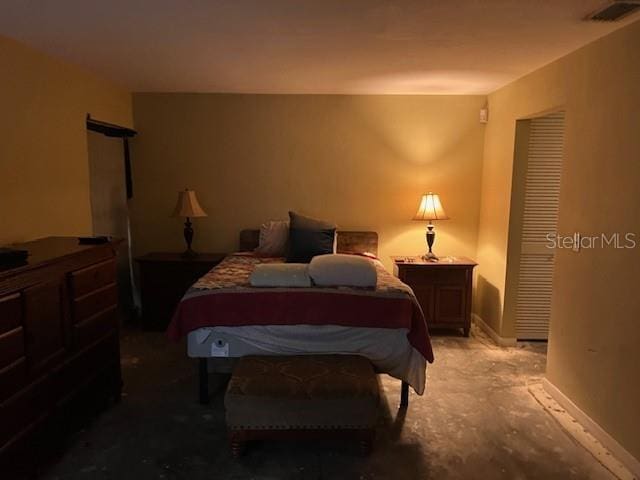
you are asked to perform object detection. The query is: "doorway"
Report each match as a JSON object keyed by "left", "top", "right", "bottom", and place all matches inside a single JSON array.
[
  {"left": 86, "top": 121, "right": 137, "bottom": 320},
  {"left": 504, "top": 111, "right": 565, "bottom": 341}
]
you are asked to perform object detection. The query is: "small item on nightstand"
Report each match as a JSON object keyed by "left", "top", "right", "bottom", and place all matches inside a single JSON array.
[
  {"left": 396, "top": 257, "right": 415, "bottom": 263},
  {"left": 0, "top": 247, "right": 29, "bottom": 266}
]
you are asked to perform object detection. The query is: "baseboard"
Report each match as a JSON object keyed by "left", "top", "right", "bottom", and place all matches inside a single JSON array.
[
  {"left": 542, "top": 378, "right": 640, "bottom": 479},
  {"left": 471, "top": 313, "right": 517, "bottom": 347}
]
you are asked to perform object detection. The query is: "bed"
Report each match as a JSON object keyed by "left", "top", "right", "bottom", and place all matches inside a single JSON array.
[{"left": 167, "top": 230, "right": 434, "bottom": 406}]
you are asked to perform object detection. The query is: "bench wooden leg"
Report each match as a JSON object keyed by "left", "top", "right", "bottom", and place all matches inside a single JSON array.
[
  {"left": 359, "top": 434, "right": 373, "bottom": 456},
  {"left": 231, "top": 440, "right": 245, "bottom": 458},
  {"left": 198, "top": 358, "right": 209, "bottom": 405},
  {"left": 229, "top": 431, "right": 246, "bottom": 458},
  {"left": 400, "top": 381, "right": 409, "bottom": 408}
]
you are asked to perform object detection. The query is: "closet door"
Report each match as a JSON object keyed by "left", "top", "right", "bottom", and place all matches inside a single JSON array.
[{"left": 515, "top": 112, "right": 565, "bottom": 340}]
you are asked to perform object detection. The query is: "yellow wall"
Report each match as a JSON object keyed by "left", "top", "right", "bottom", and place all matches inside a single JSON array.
[
  {"left": 130, "top": 94, "right": 486, "bottom": 270},
  {"left": 476, "top": 20, "right": 640, "bottom": 459},
  {"left": 0, "top": 35, "right": 133, "bottom": 245}
]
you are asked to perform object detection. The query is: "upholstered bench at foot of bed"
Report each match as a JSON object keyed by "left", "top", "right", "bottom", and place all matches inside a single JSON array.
[{"left": 224, "top": 355, "right": 379, "bottom": 457}]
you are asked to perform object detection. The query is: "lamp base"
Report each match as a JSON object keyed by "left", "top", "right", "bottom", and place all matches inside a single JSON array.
[
  {"left": 422, "top": 251, "right": 439, "bottom": 262},
  {"left": 182, "top": 217, "right": 197, "bottom": 258},
  {"left": 424, "top": 223, "right": 439, "bottom": 262},
  {"left": 181, "top": 249, "right": 198, "bottom": 259}
]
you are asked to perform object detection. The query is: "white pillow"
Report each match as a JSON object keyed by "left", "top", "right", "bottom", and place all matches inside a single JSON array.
[
  {"left": 255, "top": 220, "right": 289, "bottom": 257},
  {"left": 308, "top": 254, "right": 377, "bottom": 287}
]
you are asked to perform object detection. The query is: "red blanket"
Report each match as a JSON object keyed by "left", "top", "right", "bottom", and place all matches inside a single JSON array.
[{"left": 167, "top": 254, "right": 434, "bottom": 363}]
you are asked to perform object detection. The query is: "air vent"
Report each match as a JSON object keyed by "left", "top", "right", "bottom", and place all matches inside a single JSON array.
[{"left": 586, "top": 1, "right": 640, "bottom": 21}]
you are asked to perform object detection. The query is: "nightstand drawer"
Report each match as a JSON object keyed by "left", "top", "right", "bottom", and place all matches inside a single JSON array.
[
  {"left": 400, "top": 268, "right": 436, "bottom": 285},
  {"left": 435, "top": 269, "right": 467, "bottom": 284}
]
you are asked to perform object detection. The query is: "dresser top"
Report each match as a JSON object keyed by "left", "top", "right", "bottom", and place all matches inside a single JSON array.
[
  {"left": 1, "top": 236, "right": 122, "bottom": 277},
  {"left": 135, "top": 252, "right": 227, "bottom": 264},
  {"left": 392, "top": 255, "right": 477, "bottom": 267},
  {"left": 0, "top": 237, "right": 122, "bottom": 286}
]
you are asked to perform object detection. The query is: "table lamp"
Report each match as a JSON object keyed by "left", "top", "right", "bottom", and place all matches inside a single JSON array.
[
  {"left": 172, "top": 189, "right": 208, "bottom": 257},
  {"left": 413, "top": 192, "right": 449, "bottom": 261}
]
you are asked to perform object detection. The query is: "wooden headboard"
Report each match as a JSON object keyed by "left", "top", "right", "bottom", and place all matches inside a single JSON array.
[{"left": 239, "top": 230, "right": 378, "bottom": 256}]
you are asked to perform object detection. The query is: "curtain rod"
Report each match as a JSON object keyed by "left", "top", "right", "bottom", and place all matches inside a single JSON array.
[{"left": 86, "top": 114, "right": 137, "bottom": 138}]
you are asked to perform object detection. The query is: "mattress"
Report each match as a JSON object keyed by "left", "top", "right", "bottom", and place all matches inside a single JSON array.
[
  {"left": 169, "top": 254, "right": 434, "bottom": 365},
  {"left": 187, "top": 324, "right": 427, "bottom": 394}
]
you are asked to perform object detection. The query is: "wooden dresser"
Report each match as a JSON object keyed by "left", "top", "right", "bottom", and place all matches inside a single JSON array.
[
  {"left": 393, "top": 256, "right": 477, "bottom": 337},
  {"left": 135, "top": 252, "right": 226, "bottom": 330},
  {"left": 0, "top": 237, "right": 122, "bottom": 462}
]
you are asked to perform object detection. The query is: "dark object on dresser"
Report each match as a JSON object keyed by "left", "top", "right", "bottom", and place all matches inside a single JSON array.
[
  {"left": 393, "top": 256, "right": 477, "bottom": 337},
  {"left": 225, "top": 355, "right": 378, "bottom": 457},
  {"left": 0, "top": 236, "right": 122, "bottom": 466},
  {"left": 78, "top": 235, "right": 112, "bottom": 245},
  {"left": 0, "top": 247, "right": 29, "bottom": 266},
  {"left": 135, "top": 252, "right": 226, "bottom": 330}
]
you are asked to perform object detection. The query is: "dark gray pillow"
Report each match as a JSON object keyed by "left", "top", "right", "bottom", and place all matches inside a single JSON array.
[
  {"left": 289, "top": 211, "right": 337, "bottom": 230},
  {"left": 286, "top": 212, "right": 337, "bottom": 263}
]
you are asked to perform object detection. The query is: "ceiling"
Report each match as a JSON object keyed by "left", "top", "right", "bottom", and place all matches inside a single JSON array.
[{"left": 0, "top": 0, "right": 637, "bottom": 94}]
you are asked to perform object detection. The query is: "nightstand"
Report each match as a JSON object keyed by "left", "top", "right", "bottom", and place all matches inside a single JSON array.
[
  {"left": 392, "top": 256, "right": 477, "bottom": 336},
  {"left": 135, "top": 252, "right": 226, "bottom": 330}
]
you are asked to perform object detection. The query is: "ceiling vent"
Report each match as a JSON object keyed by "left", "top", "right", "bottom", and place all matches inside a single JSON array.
[{"left": 586, "top": 1, "right": 640, "bottom": 21}]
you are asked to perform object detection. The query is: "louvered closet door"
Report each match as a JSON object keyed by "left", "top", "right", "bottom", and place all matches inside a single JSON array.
[{"left": 516, "top": 112, "right": 565, "bottom": 340}]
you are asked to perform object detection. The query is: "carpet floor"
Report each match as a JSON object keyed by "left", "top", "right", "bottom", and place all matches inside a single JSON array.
[{"left": 40, "top": 325, "right": 616, "bottom": 480}]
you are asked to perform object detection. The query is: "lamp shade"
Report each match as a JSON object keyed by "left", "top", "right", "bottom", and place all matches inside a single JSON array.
[
  {"left": 413, "top": 192, "right": 449, "bottom": 221},
  {"left": 172, "top": 189, "right": 208, "bottom": 218}
]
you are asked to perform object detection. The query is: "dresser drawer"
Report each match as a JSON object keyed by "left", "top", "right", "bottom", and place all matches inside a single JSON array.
[
  {"left": 73, "top": 306, "right": 117, "bottom": 349},
  {"left": 0, "top": 374, "right": 51, "bottom": 447},
  {"left": 70, "top": 259, "right": 116, "bottom": 298},
  {"left": 0, "top": 293, "right": 22, "bottom": 334},
  {"left": 55, "top": 332, "right": 118, "bottom": 403},
  {"left": 0, "top": 358, "right": 27, "bottom": 403},
  {"left": 0, "top": 328, "right": 25, "bottom": 368},
  {"left": 72, "top": 283, "right": 118, "bottom": 324}
]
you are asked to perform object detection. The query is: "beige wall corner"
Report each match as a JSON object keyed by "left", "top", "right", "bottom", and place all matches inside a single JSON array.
[
  {"left": 475, "top": 19, "right": 640, "bottom": 460},
  {"left": 0, "top": 34, "right": 133, "bottom": 245},
  {"left": 472, "top": 313, "right": 517, "bottom": 347}
]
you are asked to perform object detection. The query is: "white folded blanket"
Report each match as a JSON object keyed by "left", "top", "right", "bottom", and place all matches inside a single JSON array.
[
  {"left": 250, "top": 263, "right": 312, "bottom": 287},
  {"left": 309, "top": 254, "right": 377, "bottom": 287}
]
